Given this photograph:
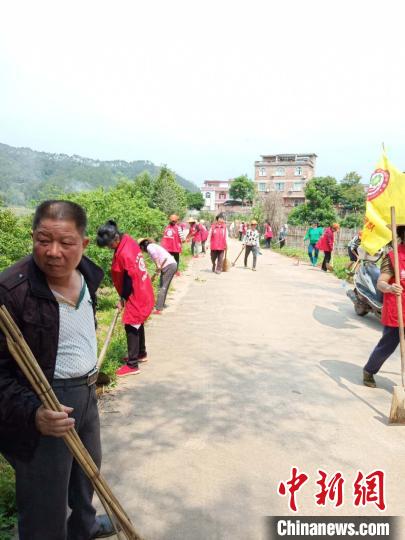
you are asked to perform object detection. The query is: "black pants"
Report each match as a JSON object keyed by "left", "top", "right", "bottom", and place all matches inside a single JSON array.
[
  {"left": 125, "top": 324, "right": 146, "bottom": 368},
  {"left": 265, "top": 238, "right": 272, "bottom": 248},
  {"left": 211, "top": 250, "right": 225, "bottom": 272},
  {"left": 279, "top": 239, "right": 285, "bottom": 249},
  {"left": 322, "top": 251, "right": 331, "bottom": 271},
  {"left": 5, "top": 380, "right": 101, "bottom": 540},
  {"left": 239, "top": 232, "right": 243, "bottom": 241},
  {"left": 201, "top": 240, "right": 206, "bottom": 254},
  {"left": 169, "top": 252, "right": 180, "bottom": 269},
  {"left": 364, "top": 326, "right": 402, "bottom": 374}
]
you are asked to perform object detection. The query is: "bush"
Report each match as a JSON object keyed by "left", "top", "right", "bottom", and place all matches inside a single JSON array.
[{"left": 0, "top": 456, "right": 16, "bottom": 539}]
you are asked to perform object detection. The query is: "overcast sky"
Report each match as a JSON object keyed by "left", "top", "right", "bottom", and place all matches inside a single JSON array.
[{"left": 1, "top": 0, "right": 405, "bottom": 187}]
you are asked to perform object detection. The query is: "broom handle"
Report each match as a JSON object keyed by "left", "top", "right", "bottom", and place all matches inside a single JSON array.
[
  {"left": 97, "top": 308, "right": 119, "bottom": 370},
  {"left": 233, "top": 246, "right": 245, "bottom": 265},
  {"left": 390, "top": 206, "right": 405, "bottom": 387}
]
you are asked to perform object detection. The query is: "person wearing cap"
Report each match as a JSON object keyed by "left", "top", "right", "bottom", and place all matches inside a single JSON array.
[
  {"left": 207, "top": 213, "right": 228, "bottom": 274},
  {"left": 160, "top": 214, "right": 184, "bottom": 276},
  {"left": 243, "top": 220, "right": 260, "bottom": 271},
  {"left": 316, "top": 222, "right": 340, "bottom": 272},
  {"left": 139, "top": 238, "right": 177, "bottom": 314},
  {"left": 186, "top": 218, "right": 202, "bottom": 258},
  {"left": 96, "top": 221, "right": 154, "bottom": 377}
]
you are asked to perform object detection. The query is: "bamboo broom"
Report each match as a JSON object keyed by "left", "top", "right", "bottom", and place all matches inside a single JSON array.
[
  {"left": 0, "top": 307, "right": 131, "bottom": 540},
  {"left": 0, "top": 305, "right": 143, "bottom": 540}
]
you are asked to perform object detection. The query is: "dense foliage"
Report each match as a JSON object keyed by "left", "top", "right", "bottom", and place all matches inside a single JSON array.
[
  {"left": 0, "top": 456, "right": 16, "bottom": 539},
  {"left": 288, "top": 173, "right": 366, "bottom": 227},
  {"left": 229, "top": 175, "right": 255, "bottom": 204},
  {"left": 0, "top": 169, "right": 192, "bottom": 281},
  {"left": 0, "top": 142, "right": 198, "bottom": 205},
  {"left": 186, "top": 191, "right": 205, "bottom": 210}
]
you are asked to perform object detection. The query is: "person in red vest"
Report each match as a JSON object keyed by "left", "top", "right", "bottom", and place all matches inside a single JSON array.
[
  {"left": 264, "top": 221, "right": 273, "bottom": 249},
  {"left": 161, "top": 214, "right": 183, "bottom": 276},
  {"left": 199, "top": 220, "right": 209, "bottom": 255},
  {"left": 363, "top": 227, "right": 405, "bottom": 388},
  {"left": 186, "top": 218, "right": 202, "bottom": 258},
  {"left": 316, "top": 223, "right": 340, "bottom": 271},
  {"left": 207, "top": 213, "right": 228, "bottom": 274},
  {"left": 96, "top": 221, "right": 154, "bottom": 377}
]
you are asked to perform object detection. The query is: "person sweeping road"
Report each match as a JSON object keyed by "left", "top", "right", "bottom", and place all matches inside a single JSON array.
[
  {"left": 304, "top": 222, "right": 323, "bottom": 266},
  {"left": 363, "top": 226, "right": 405, "bottom": 388},
  {"left": 243, "top": 220, "right": 260, "bottom": 271},
  {"left": 316, "top": 223, "right": 340, "bottom": 272},
  {"left": 96, "top": 221, "right": 154, "bottom": 377},
  {"left": 139, "top": 238, "right": 178, "bottom": 315},
  {"left": 160, "top": 214, "right": 184, "bottom": 276},
  {"left": 207, "top": 213, "right": 228, "bottom": 274}
]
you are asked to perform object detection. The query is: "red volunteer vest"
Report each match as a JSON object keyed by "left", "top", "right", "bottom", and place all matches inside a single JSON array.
[
  {"left": 210, "top": 223, "right": 227, "bottom": 251},
  {"left": 381, "top": 245, "right": 405, "bottom": 327},
  {"left": 111, "top": 234, "right": 154, "bottom": 325},
  {"left": 265, "top": 224, "right": 273, "bottom": 238},
  {"left": 161, "top": 224, "right": 182, "bottom": 253}
]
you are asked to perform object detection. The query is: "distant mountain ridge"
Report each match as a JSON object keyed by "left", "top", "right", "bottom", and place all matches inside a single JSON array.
[{"left": 0, "top": 142, "right": 198, "bottom": 205}]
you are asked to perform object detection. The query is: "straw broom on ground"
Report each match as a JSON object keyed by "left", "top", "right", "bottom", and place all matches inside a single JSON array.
[{"left": 0, "top": 305, "right": 143, "bottom": 540}]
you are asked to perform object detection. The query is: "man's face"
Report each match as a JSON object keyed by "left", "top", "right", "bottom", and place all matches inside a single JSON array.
[{"left": 33, "top": 219, "right": 89, "bottom": 279}]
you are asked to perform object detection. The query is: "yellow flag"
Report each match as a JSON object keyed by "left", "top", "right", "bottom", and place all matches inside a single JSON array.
[{"left": 361, "top": 153, "right": 405, "bottom": 255}]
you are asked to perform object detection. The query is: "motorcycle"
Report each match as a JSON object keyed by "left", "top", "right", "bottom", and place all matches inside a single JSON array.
[{"left": 346, "top": 248, "right": 383, "bottom": 319}]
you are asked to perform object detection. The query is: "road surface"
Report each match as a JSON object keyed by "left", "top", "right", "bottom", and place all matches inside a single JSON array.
[{"left": 100, "top": 240, "right": 403, "bottom": 540}]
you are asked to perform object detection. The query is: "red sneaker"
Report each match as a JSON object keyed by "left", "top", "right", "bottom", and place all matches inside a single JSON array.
[
  {"left": 153, "top": 309, "right": 162, "bottom": 315},
  {"left": 116, "top": 365, "right": 140, "bottom": 377}
]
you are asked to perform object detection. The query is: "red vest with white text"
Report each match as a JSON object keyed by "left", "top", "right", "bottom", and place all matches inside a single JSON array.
[
  {"left": 111, "top": 234, "right": 154, "bottom": 325},
  {"left": 161, "top": 224, "right": 182, "bottom": 253},
  {"left": 210, "top": 223, "right": 227, "bottom": 251}
]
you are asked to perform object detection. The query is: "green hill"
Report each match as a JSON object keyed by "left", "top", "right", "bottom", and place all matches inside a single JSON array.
[{"left": 0, "top": 142, "right": 198, "bottom": 205}]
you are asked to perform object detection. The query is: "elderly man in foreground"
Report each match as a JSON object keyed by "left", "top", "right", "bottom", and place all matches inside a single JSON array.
[{"left": 0, "top": 200, "right": 114, "bottom": 539}]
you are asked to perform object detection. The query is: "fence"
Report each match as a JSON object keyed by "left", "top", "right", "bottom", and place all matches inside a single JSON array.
[{"left": 284, "top": 226, "right": 356, "bottom": 255}]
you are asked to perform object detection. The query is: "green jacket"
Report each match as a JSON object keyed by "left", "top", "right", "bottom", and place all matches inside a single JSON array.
[{"left": 304, "top": 226, "right": 324, "bottom": 244}]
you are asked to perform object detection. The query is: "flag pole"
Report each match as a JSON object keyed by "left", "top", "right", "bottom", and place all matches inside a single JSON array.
[{"left": 388, "top": 206, "right": 405, "bottom": 423}]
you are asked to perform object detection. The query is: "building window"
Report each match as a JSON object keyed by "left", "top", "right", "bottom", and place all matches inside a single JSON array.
[
  {"left": 205, "top": 192, "right": 211, "bottom": 198},
  {"left": 275, "top": 182, "right": 285, "bottom": 191},
  {"left": 295, "top": 166, "right": 302, "bottom": 176},
  {"left": 275, "top": 167, "right": 285, "bottom": 176},
  {"left": 292, "top": 182, "right": 303, "bottom": 192},
  {"left": 219, "top": 192, "right": 226, "bottom": 199},
  {"left": 294, "top": 199, "right": 303, "bottom": 207},
  {"left": 259, "top": 167, "right": 266, "bottom": 177},
  {"left": 258, "top": 182, "right": 266, "bottom": 192}
]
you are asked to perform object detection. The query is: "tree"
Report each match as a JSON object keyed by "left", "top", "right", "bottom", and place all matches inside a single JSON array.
[
  {"left": 287, "top": 176, "right": 338, "bottom": 226},
  {"left": 187, "top": 191, "right": 205, "bottom": 210},
  {"left": 132, "top": 171, "right": 155, "bottom": 203},
  {"left": 229, "top": 175, "right": 255, "bottom": 204},
  {"left": 152, "top": 166, "right": 188, "bottom": 217},
  {"left": 338, "top": 171, "right": 366, "bottom": 213}
]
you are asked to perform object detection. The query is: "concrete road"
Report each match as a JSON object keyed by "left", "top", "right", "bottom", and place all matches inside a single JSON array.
[{"left": 100, "top": 240, "right": 404, "bottom": 540}]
